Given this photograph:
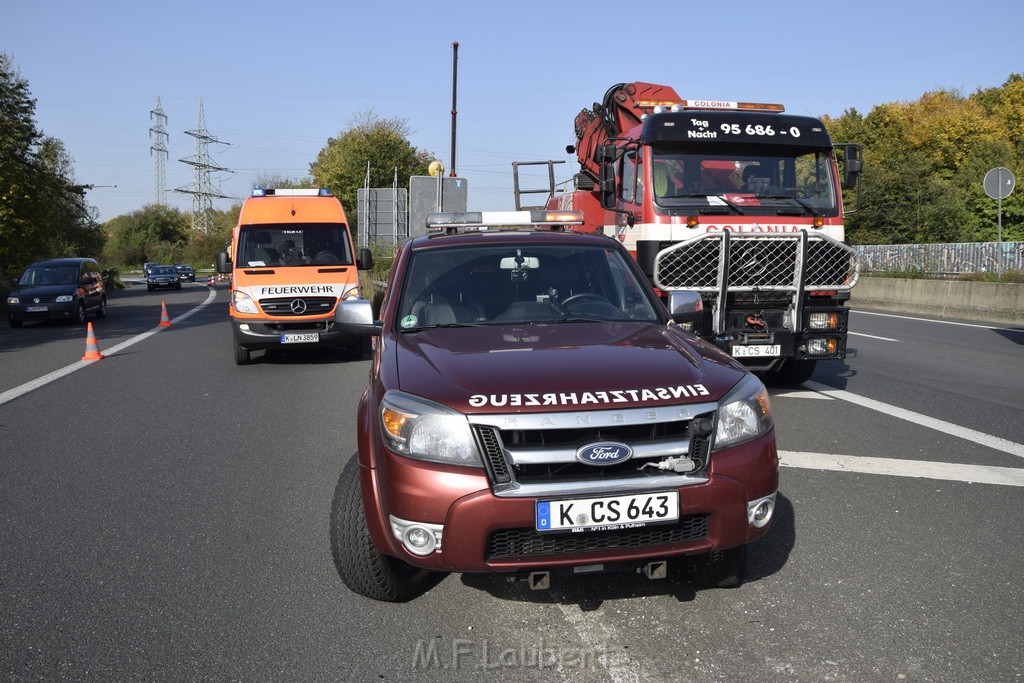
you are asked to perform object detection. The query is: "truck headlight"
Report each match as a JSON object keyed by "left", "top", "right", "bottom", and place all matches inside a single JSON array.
[
  {"left": 380, "top": 391, "right": 483, "bottom": 468},
  {"left": 232, "top": 290, "right": 258, "bottom": 314},
  {"left": 714, "top": 374, "right": 774, "bottom": 450}
]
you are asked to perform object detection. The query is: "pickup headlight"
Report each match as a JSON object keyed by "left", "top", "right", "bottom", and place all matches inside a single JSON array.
[
  {"left": 232, "top": 290, "right": 258, "bottom": 314},
  {"left": 380, "top": 391, "right": 483, "bottom": 468},
  {"left": 714, "top": 374, "right": 774, "bottom": 450}
]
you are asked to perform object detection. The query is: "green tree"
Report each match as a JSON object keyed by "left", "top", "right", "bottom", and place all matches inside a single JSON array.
[
  {"left": 102, "top": 204, "right": 189, "bottom": 267},
  {"left": 0, "top": 53, "right": 101, "bottom": 276},
  {"left": 310, "top": 109, "right": 433, "bottom": 236}
]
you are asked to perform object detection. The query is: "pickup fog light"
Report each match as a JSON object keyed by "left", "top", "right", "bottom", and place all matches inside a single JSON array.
[
  {"left": 807, "top": 312, "right": 839, "bottom": 330},
  {"left": 747, "top": 493, "right": 776, "bottom": 528},
  {"left": 390, "top": 515, "right": 443, "bottom": 556},
  {"left": 380, "top": 390, "right": 483, "bottom": 467},
  {"left": 714, "top": 374, "right": 774, "bottom": 451},
  {"left": 807, "top": 337, "right": 840, "bottom": 356},
  {"left": 232, "top": 290, "right": 258, "bottom": 314}
]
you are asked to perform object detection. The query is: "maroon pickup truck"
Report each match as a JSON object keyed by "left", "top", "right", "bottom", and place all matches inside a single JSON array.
[{"left": 330, "top": 210, "right": 778, "bottom": 601}]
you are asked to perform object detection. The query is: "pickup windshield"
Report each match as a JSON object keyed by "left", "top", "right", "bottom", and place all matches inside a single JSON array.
[
  {"left": 396, "top": 243, "right": 660, "bottom": 330},
  {"left": 237, "top": 223, "right": 353, "bottom": 267},
  {"left": 651, "top": 148, "right": 838, "bottom": 216}
]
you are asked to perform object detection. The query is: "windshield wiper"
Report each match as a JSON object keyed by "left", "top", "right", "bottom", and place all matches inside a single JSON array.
[
  {"left": 759, "top": 195, "right": 821, "bottom": 216},
  {"left": 663, "top": 193, "right": 744, "bottom": 215}
]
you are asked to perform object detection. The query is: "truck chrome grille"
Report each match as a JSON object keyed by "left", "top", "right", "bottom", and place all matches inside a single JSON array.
[
  {"left": 486, "top": 515, "right": 709, "bottom": 559},
  {"left": 654, "top": 232, "right": 860, "bottom": 292}
]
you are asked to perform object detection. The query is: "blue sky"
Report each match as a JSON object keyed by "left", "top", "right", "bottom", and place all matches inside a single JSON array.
[{"left": 4, "top": 0, "right": 1023, "bottom": 223}]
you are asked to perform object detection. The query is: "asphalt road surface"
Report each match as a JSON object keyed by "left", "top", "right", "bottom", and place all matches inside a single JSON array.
[{"left": 1, "top": 284, "right": 1021, "bottom": 682}]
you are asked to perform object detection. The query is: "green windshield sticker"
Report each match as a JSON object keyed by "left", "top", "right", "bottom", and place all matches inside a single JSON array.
[{"left": 401, "top": 315, "right": 418, "bottom": 328}]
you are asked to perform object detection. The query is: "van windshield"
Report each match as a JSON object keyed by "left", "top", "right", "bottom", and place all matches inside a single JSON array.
[
  {"left": 19, "top": 266, "right": 79, "bottom": 286},
  {"left": 238, "top": 223, "right": 353, "bottom": 267}
]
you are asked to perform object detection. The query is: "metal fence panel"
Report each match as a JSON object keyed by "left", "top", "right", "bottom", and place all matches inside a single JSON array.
[{"left": 856, "top": 242, "right": 1024, "bottom": 276}]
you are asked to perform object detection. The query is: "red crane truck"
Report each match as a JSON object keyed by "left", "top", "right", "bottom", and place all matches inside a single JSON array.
[{"left": 517, "top": 82, "right": 863, "bottom": 384}]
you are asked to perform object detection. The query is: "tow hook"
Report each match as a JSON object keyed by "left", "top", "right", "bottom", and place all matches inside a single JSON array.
[
  {"left": 641, "top": 560, "right": 667, "bottom": 580},
  {"left": 528, "top": 571, "right": 550, "bottom": 590}
]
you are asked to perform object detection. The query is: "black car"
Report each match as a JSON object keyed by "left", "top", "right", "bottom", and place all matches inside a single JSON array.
[
  {"left": 175, "top": 264, "right": 196, "bottom": 283},
  {"left": 147, "top": 265, "right": 181, "bottom": 291},
  {"left": 143, "top": 262, "right": 159, "bottom": 277},
  {"left": 6, "top": 257, "right": 108, "bottom": 327}
]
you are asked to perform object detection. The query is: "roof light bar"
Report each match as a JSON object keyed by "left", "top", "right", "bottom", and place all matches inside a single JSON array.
[
  {"left": 250, "top": 188, "right": 333, "bottom": 197},
  {"left": 426, "top": 210, "right": 584, "bottom": 233},
  {"left": 674, "top": 100, "right": 785, "bottom": 112}
]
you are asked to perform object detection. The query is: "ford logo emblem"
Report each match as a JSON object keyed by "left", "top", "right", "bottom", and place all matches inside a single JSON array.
[{"left": 576, "top": 442, "right": 633, "bottom": 467}]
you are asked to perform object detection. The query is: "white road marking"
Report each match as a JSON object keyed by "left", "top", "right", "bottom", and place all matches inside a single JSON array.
[
  {"left": 780, "top": 451, "right": 1024, "bottom": 488},
  {"left": 852, "top": 309, "right": 1024, "bottom": 334},
  {"left": 0, "top": 288, "right": 217, "bottom": 407},
  {"left": 803, "top": 380, "right": 1024, "bottom": 460},
  {"left": 848, "top": 331, "right": 900, "bottom": 342},
  {"left": 772, "top": 390, "right": 834, "bottom": 401}
]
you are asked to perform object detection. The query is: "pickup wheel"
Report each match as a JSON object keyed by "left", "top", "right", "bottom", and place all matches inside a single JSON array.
[
  {"left": 330, "top": 456, "right": 438, "bottom": 602},
  {"left": 765, "top": 358, "right": 816, "bottom": 386},
  {"left": 690, "top": 546, "right": 746, "bottom": 588}
]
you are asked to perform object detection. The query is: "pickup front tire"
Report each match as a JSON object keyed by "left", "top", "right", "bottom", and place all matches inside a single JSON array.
[{"left": 330, "top": 455, "right": 439, "bottom": 602}]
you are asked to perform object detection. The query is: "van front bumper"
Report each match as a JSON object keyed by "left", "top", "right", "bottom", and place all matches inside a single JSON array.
[{"left": 231, "top": 316, "right": 361, "bottom": 351}]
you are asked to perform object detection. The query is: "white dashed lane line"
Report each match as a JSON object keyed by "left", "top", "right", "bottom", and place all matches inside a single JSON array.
[{"left": 774, "top": 381, "right": 1024, "bottom": 487}]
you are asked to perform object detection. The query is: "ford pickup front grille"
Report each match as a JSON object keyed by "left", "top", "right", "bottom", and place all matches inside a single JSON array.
[
  {"left": 486, "top": 515, "right": 708, "bottom": 559},
  {"left": 470, "top": 402, "right": 717, "bottom": 497},
  {"left": 654, "top": 231, "right": 860, "bottom": 292}
]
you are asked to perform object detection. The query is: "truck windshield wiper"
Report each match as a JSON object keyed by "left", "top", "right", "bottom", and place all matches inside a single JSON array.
[
  {"left": 665, "top": 193, "right": 744, "bottom": 215},
  {"left": 759, "top": 195, "right": 821, "bottom": 216}
]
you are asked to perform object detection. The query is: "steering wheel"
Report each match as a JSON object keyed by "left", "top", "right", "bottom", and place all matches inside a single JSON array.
[
  {"left": 313, "top": 251, "right": 338, "bottom": 264},
  {"left": 560, "top": 293, "right": 610, "bottom": 309}
]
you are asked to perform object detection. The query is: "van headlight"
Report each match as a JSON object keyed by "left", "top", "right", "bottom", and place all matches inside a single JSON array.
[
  {"left": 232, "top": 290, "right": 258, "bottom": 314},
  {"left": 713, "top": 374, "right": 774, "bottom": 450},
  {"left": 380, "top": 391, "right": 483, "bottom": 468}
]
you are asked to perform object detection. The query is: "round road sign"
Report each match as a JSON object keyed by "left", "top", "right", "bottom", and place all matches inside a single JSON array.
[{"left": 984, "top": 167, "right": 1015, "bottom": 200}]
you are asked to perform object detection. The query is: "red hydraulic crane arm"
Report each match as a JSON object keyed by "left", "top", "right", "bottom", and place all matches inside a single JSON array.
[{"left": 572, "top": 82, "right": 683, "bottom": 181}]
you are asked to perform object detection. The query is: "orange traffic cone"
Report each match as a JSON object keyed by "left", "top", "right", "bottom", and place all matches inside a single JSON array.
[
  {"left": 159, "top": 301, "right": 172, "bottom": 327},
  {"left": 81, "top": 322, "right": 104, "bottom": 361},
  {"left": 207, "top": 276, "right": 215, "bottom": 287}
]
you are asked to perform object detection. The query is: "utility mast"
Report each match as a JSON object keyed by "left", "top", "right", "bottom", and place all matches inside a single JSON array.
[
  {"left": 174, "top": 98, "right": 231, "bottom": 233},
  {"left": 149, "top": 97, "right": 169, "bottom": 206}
]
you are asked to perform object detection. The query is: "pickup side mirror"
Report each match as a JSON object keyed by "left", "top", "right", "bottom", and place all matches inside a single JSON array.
[
  {"left": 667, "top": 290, "right": 704, "bottom": 325},
  {"left": 216, "top": 251, "right": 231, "bottom": 274},
  {"left": 357, "top": 248, "right": 374, "bottom": 271},
  {"left": 334, "top": 299, "right": 382, "bottom": 336}
]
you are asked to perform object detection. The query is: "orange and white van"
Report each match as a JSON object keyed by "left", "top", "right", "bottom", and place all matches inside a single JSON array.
[{"left": 216, "top": 188, "right": 373, "bottom": 365}]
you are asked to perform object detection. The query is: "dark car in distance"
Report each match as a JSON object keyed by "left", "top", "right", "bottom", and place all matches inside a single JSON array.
[
  {"left": 143, "top": 262, "right": 159, "bottom": 277},
  {"left": 175, "top": 264, "right": 196, "bottom": 283},
  {"left": 6, "top": 257, "right": 107, "bottom": 327},
  {"left": 147, "top": 265, "right": 181, "bottom": 291}
]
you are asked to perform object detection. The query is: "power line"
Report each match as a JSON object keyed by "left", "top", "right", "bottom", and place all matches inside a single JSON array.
[
  {"left": 149, "top": 96, "right": 169, "bottom": 206},
  {"left": 174, "top": 98, "right": 231, "bottom": 233}
]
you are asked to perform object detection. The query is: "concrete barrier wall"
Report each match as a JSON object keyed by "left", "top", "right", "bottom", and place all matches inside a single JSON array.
[{"left": 850, "top": 277, "right": 1024, "bottom": 326}]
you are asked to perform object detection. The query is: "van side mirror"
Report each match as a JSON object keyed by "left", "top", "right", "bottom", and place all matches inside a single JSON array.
[
  {"left": 216, "top": 251, "right": 231, "bottom": 273},
  {"left": 357, "top": 248, "right": 374, "bottom": 271}
]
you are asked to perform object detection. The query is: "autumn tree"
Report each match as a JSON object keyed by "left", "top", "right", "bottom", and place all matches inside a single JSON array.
[{"left": 310, "top": 109, "right": 434, "bottom": 235}]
